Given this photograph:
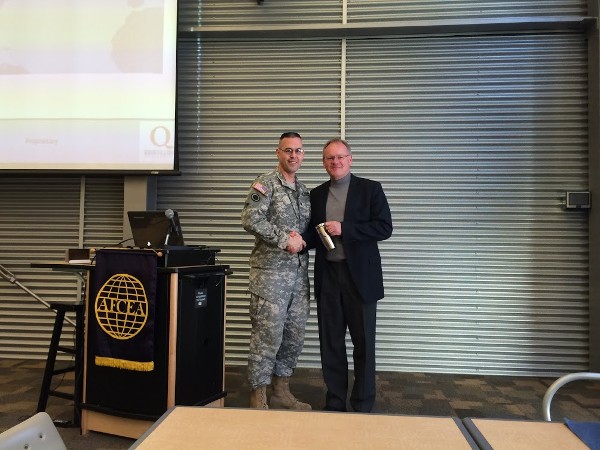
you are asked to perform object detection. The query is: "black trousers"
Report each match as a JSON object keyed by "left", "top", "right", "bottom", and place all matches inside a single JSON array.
[{"left": 317, "top": 260, "right": 377, "bottom": 412}]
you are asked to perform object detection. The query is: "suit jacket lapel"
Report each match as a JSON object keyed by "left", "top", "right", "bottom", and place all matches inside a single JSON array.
[
  {"left": 343, "top": 174, "right": 358, "bottom": 221},
  {"left": 317, "top": 180, "right": 331, "bottom": 222}
]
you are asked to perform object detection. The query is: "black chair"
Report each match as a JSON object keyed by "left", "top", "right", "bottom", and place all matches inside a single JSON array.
[{"left": 36, "top": 302, "right": 84, "bottom": 427}]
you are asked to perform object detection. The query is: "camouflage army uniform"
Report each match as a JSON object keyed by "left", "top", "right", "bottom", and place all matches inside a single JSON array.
[{"left": 241, "top": 168, "right": 311, "bottom": 389}]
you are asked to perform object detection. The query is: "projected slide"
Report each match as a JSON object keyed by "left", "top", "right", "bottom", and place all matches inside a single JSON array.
[{"left": 0, "top": 0, "right": 177, "bottom": 172}]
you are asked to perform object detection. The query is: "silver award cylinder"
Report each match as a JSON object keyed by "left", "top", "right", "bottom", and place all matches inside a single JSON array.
[{"left": 316, "top": 223, "right": 335, "bottom": 250}]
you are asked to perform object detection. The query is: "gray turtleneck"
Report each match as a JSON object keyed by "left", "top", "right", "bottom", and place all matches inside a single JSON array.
[{"left": 325, "top": 173, "right": 351, "bottom": 261}]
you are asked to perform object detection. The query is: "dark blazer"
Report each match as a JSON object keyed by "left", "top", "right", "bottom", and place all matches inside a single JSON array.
[{"left": 306, "top": 174, "right": 393, "bottom": 304}]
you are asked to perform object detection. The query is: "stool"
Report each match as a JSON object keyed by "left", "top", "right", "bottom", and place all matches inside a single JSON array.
[{"left": 37, "top": 302, "right": 84, "bottom": 427}]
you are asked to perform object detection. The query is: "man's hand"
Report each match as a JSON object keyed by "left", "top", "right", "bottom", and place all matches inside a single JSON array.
[
  {"left": 323, "top": 221, "right": 342, "bottom": 236},
  {"left": 286, "top": 231, "right": 306, "bottom": 254}
]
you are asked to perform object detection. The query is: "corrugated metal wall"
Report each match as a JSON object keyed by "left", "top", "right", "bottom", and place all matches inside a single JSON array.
[
  {"left": 179, "top": 0, "right": 587, "bottom": 27},
  {"left": 164, "top": 0, "right": 591, "bottom": 376},
  {"left": 179, "top": 0, "right": 342, "bottom": 27},
  {"left": 344, "top": 34, "right": 589, "bottom": 374},
  {"left": 0, "top": 177, "right": 123, "bottom": 359},
  {"left": 346, "top": 1, "right": 586, "bottom": 21}
]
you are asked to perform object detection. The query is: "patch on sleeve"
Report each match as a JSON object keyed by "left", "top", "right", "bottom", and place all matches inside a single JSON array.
[
  {"left": 250, "top": 192, "right": 261, "bottom": 203},
  {"left": 252, "top": 181, "right": 268, "bottom": 195}
]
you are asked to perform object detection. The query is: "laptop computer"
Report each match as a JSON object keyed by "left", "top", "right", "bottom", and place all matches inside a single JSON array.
[{"left": 127, "top": 210, "right": 184, "bottom": 249}]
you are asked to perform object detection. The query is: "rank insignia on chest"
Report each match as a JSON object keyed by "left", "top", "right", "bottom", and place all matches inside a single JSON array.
[{"left": 252, "top": 181, "right": 268, "bottom": 195}]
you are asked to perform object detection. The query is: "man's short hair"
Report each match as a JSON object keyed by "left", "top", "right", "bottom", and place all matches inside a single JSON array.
[
  {"left": 280, "top": 132, "right": 302, "bottom": 140},
  {"left": 323, "top": 138, "right": 351, "bottom": 153}
]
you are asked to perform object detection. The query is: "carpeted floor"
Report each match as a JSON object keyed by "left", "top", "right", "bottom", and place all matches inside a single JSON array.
[{"left": 1, "top": 358, "right": 600, "bottom": 449}]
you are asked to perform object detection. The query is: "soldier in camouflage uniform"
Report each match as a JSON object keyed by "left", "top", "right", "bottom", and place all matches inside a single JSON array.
[{"left": 241, "top": 132, "right": 312, "bottom": 410}]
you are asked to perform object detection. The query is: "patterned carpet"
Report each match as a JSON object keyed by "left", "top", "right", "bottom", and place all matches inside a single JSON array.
[
  {"left": 1, "top": 358, "right": 600, "bottom": 449},
  {"left": 225, "top": 365, "right": 600, "bottom": 421}
]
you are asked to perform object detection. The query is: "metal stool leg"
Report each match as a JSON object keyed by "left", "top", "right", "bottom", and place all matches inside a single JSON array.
[
  {"left": 72, "top": 305, "right": 84, "bottom": 427},
  {"left": 36, "top": 303, "right": 83, "bottom": 428},
  {"left": 37, "top": 308, "right": 66, "bottom": 413}
]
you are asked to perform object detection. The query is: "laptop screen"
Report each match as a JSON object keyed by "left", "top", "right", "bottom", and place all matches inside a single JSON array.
[{"left": 127, "top": 210, "right": 184, "bottom": 249}]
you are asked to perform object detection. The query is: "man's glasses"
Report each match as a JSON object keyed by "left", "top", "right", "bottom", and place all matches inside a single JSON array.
[
  {"left": 324, "top": 155, "right": 350, "bottom": 162},
  {"left": 278, "top": 148, "right": 304, "bottom": 155}
]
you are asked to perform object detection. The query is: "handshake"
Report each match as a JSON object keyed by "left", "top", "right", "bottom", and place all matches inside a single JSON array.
[{"left": 286, "top": 231, "right": 306, "bottom": 254}]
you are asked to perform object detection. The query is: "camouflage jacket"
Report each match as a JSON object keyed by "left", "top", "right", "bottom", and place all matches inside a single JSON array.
[{"left": 241, "top": 168, "right": 311, "bottom": 297}]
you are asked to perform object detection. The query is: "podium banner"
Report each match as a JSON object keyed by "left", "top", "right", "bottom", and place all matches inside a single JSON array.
[{"left": 91, "top": 249, "right": 157, "bottom": 371}]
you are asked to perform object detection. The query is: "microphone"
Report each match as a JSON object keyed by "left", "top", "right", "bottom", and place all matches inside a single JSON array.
[{"left": 164, "top": 209, "right": 176, "bottom": 246}]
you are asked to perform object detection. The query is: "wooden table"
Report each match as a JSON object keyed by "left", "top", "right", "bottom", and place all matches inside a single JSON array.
[
  {"left": 130, "top": 407, "right": 478, "bottom": 449},
  {"left": 463, "top": 417, "right": 589, "bottom": 450}
]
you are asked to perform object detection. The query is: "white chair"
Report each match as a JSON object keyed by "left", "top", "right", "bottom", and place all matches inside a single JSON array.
[
  {"left": 0, "top": 412, "right": 67, "bottom": 450},
  {"left": 542, "top": 372, "right": 600, "bottom": 421}
]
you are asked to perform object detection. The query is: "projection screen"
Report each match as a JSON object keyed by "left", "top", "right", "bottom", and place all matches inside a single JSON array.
[{"left": 0, "top": 0, "right": 178, "bottom": 173}]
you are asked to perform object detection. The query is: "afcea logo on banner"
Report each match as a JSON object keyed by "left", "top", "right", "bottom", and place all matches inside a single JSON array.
[{"left": 95, "top": 273, "right": 149, "bottom": 340}]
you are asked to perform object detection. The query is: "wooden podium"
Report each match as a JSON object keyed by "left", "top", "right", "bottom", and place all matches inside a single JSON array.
[{"left": 81, "top": 249, "right": 229, "bottom": 439}]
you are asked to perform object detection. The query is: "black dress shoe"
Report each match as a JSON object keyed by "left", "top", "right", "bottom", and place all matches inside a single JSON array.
[{"left": 323, "top": 405, "right": 347, "bottom": 412}]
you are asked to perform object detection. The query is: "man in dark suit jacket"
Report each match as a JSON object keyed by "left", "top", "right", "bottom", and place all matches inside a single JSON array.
[{"left": 305, "top": 138, "right": 393, "bottom": 412}]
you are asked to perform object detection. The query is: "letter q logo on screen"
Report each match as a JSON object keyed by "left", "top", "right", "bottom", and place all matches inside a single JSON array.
[{"left": 139, "top": 121, "right": 175, "bottom": 161}]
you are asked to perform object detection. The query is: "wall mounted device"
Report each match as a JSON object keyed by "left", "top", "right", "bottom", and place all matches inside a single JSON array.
[{"left": 565, "top": 191, "right": 591, "bottom": 209}]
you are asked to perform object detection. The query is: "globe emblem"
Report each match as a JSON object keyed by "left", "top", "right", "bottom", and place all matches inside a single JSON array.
[{"left": 95, "top": 273, "right": 148, "bottom": 340}]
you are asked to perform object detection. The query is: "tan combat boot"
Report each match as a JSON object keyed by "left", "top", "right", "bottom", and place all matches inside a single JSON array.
[
  {"left": 249, "top": 385, "right": 269, "bottom": 409},
  {"left": 269, "top": 375, "right": 312, "bottom": 410}
]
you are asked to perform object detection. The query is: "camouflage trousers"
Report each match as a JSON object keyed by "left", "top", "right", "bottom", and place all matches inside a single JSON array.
[{"left": 247, "top": 267, "right": 310, "bottom": 389}]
